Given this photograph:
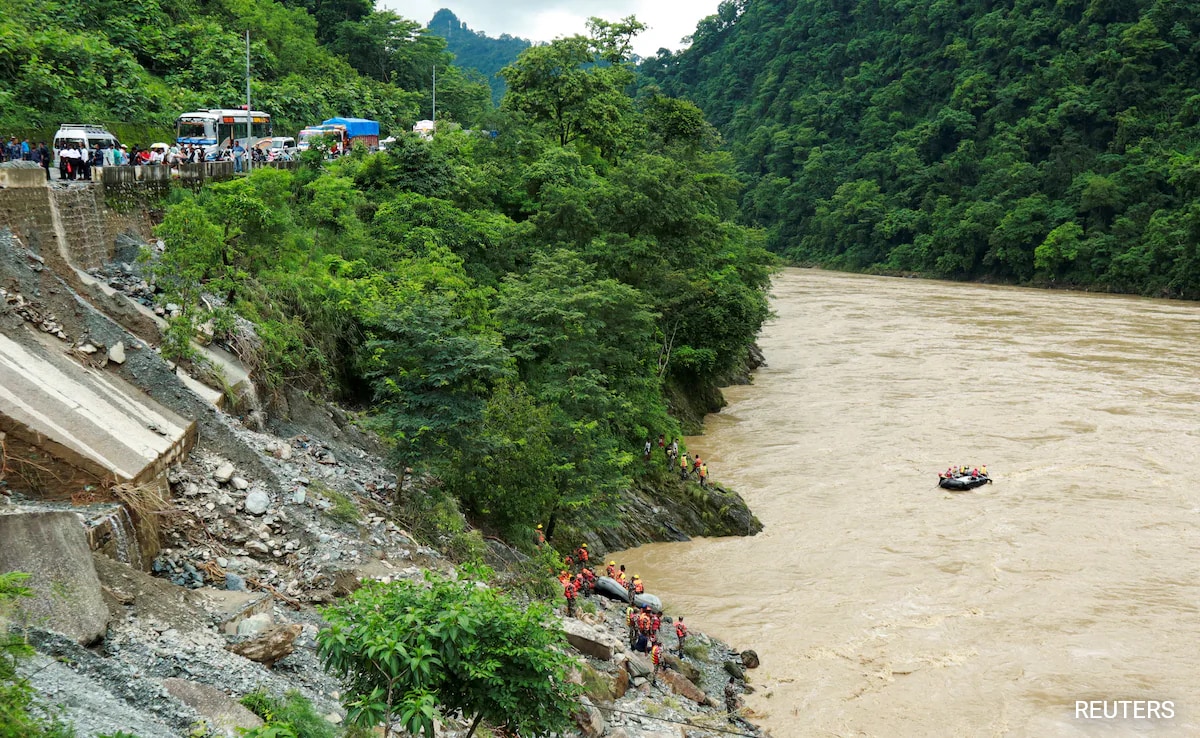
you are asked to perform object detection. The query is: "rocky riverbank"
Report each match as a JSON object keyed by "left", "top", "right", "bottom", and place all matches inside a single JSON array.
[{"left": 1, "top": 224, "right": 770, "bottom": 737}]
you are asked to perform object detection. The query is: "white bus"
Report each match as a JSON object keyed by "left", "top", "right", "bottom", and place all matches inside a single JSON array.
[{"left": 175, "top": 109, "right": 272, "bottom": 159}]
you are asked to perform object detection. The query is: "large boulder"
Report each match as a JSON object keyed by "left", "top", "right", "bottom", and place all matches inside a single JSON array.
[
  {"left": 624, "top": 652, "right": 652, "bottom": 679},
  {"left": 741, "top": 649, "right": 760, "bottom": 669},
  {"left": 162, "top": 678, "right": 264, "bottom": 738},
  {"left": 663, "top": 653, "right": 701, "bottom": 685},
  {"left": 226, "top": 623, "right": 301, "bottom": 668},
  {"left": 561, "top": 617, "right": 621, "bottom": 661},
  {"left": 659, "top": 670, "right": 714, "bottom": 707},
  {"left": 613, "top": 664, "right": 630, "bottom": 699},
  {"left": 572, "top": 696, "right": 606, "bottom": 738},
  {"left": 0, "top": 511, "right": 108, "bottom": 644}
]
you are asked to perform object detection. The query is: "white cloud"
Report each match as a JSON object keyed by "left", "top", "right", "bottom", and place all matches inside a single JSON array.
[{"left": 381, "top": 0, "right": 722, "bottom": 56}]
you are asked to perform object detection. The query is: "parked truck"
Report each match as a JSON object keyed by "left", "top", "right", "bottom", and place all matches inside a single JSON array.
[{"left": 296, "top": 117, "right": 379, "bottom": 154}]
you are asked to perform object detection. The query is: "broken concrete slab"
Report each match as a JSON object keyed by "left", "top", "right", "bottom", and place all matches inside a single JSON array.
[
  {"left": 562, "top": 618, "right": 622, "bottom": 661},
  {"left": 0, "top": 331, "right": 196, "bottom": 499},
  {"left": 0, "top": 511, "right": 109, "bottom": 644},
  {"left": 162, "top": 678, "right": 264, "bottom": 738}
]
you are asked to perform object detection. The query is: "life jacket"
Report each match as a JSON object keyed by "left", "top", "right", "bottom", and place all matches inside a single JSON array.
[
  {"left": 675, "top": 621, "right": 688, "bottom": 638},
  {"left": 637, "top": 612, "right": 652, "bottom": 632},
  {"left": 651, "top": 614, "right": 661, "bottom": 633},
  {"left": 606, "top": 565, "right": 617, "bottom": 579},
  {"left": 536, "top": 529, "right": 545, "bottom": 545},
  {"left": 582, "top": 569, "right": 596, "bottom": 585},
  {"left": 626, "top": 607, "right": 636, "bottom": 626},
  {"left": 693, "top": 457, "right": 702, "bottom": 470},
  {"left": 700, "top": 464, "right": 707, "bottom": 478},
  {"left": 651, "top": 644, "right": 663, "bottom": 666},
  {"left": 633, "top": 580, "right": 645, "bottom": 594},
  {"left": 577, "top": 547, "right": 589, "bottom": 563},
  {"left": 564, "top": 582, "right": 576, "bottom": 599},
  {"left": 564, "top": 555, "right": 574, "bottom": 569}
]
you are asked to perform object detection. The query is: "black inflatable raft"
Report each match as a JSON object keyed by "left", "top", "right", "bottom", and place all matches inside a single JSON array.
[
  {"left": 939, "top": 474, "right": 992, "bottom": 491},
  {"left": 593, "top": 576, "right": 663, "bottom": 611}
]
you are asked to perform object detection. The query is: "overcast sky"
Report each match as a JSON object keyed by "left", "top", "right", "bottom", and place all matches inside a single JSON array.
[{"left": 381, "top": 0, "right": 724, "bottom": 57}]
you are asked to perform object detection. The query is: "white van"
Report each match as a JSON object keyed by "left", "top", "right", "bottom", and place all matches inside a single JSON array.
[{"left": 53, "top": 124, "right": 121, "bottom": 165}]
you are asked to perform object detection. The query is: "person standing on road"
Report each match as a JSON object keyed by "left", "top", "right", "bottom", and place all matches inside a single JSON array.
[
  {"left": 232, "top": 141, "right": 245, "bottom": 173},
  {"left": 37, "top": 143, "right": 50, "bottom": 180}
]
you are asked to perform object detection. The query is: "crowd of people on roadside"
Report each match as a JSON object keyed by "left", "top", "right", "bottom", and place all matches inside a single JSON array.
[
  {"left": 3, "top": 134, "right": 295, "bottom": 182},
  {"left": 3, "top": 137, "right": 52, "bottom": 180}
]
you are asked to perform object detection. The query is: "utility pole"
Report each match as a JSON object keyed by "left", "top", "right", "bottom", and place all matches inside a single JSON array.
[
  {"left": 245, "top": 30, "right": 253, "bottom": 172},
  {"left": 432, "top": 65, "right": 437, "bottom": 126}
]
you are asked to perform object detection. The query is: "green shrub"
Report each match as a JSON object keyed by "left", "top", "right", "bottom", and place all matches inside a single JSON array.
[
  {"left": 0, "top": 572, "right": 76, "bottom": 738},
  {"left": 238, "top": 690, "right": 335, "bottom": 738},
  {"left": 312, "top": 484, "right": 360, "bottom": 526},
  {"left": 319, "top": 571, "right": 580, "bottom": 738}
]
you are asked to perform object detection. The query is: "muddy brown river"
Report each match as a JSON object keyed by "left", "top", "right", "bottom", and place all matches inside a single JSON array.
[{"left": 617, "top": 269, "right": 1200, "bottom": 737}]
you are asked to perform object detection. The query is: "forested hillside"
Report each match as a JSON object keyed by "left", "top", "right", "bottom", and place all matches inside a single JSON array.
[
  {"left": 644, "top": 0, "right": 1200, "bottom": 298},
  {"left": 0, "top": 0, "right": 489, "bottom": 139},
  {"left": 428, "top": 8, "right": 532, "bottom": 105},
  {"left": 148, "top": 17, "right": 773, "bottom": 544}
]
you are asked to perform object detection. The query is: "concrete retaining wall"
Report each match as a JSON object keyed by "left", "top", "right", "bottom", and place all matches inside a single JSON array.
[{"left": 0, "top": 168, "right": 49, "bottom": 188}]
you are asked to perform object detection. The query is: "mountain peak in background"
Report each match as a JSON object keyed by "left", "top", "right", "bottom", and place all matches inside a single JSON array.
[{"left": 428, "top": 8, "right": 532, "bottom": 105}]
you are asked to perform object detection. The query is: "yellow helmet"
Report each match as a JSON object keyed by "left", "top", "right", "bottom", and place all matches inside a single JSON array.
[
  {"left": 581, "top": 543, "right": 587, "bottom": 547},
  {"left": 536, "top": 524, "right": 543, "bottom": 529},
  {"left": 634, "top": 574, "right": 640, "bottom": 579},
  {"left": 609, "top": 560, "right": 616, "bottom": 565}
]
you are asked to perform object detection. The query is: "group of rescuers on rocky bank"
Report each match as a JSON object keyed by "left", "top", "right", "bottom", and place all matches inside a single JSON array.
[{"left": 535, "top": 437, "right": 744, "bottom": 721}]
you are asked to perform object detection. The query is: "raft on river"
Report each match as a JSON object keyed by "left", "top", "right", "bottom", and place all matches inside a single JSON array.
[
  {"left": 593, "top": 576, "right": 663, "bottom": 612},
  {"left": 939, "top": 473, "right": 992, "bottom": 491}
]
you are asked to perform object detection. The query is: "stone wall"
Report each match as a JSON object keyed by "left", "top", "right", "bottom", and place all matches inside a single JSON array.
[{"left": 0, "top": 163, "right": 301, "bottom": 272}]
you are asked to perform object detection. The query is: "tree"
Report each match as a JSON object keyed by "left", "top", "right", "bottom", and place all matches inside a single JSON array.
[
  {"left": 317, "top": 571, "right": 581, "bottom": 737},
  {"left": 360, "top": 270, "right": 511, "bottom": 478},
  {"left": 499, "top": 19, "right": 644, "bottom": 158}
]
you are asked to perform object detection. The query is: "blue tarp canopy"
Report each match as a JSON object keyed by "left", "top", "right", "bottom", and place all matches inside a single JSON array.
[{"left": 321, "top": 117, "right": 379, "bottom": 138}]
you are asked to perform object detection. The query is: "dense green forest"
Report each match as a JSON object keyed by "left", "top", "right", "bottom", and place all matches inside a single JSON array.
[
  {"left": 643, "top": 0, "right": 1200, "bottom": 298},
  {"left": 0, "top": 0, "right": 489, "bottom": 139},
  {"left": 428, "top": 8, "right": 532, "bottom": 105}
]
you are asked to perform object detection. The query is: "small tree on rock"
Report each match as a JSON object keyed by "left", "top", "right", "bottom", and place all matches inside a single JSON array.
[{"left": 317, "top": 569, "right": 580, "bottom": 737}]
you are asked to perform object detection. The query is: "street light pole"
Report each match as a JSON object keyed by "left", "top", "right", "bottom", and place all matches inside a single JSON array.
[{"left": 246, "top": 29, "right": 253, "bottom": 172}]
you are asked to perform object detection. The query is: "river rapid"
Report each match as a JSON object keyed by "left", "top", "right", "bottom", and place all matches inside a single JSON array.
[{"left": 617, "top": 269, "right": 1200, "bottom": 737}]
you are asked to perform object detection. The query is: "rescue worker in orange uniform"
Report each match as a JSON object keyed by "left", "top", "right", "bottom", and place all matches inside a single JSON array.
[
  {"left": 675, "top": 615, "right": 688, "bottom": 655},
  {"left": 564, "top": 578, "right": 578, "bottom": 618},
  {"left": 535, "top": 523, "right": 545, "bottom": 546},
  {"left": 606, "top": 561, "right": 618, "bottom": 579},
  {"left": 650, "top": 638, "right": 664, "bottom": 686},
  {"left": 575, "top": 543, "right": 589, "bottom": 567},
  {"left": 632, "top": 575, "right": 645, "bottom": 595}
]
